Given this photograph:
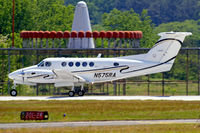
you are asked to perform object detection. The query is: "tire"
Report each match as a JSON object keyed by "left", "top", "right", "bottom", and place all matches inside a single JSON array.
[
  {"left": 77, "top": 90, "right": 85, "bottom": 96},
  {"left": 68, "top": 91, "right": 75, "bottom": 97},
  {"left": 10, "top": 89, "right": 17, "bottom": 96}
]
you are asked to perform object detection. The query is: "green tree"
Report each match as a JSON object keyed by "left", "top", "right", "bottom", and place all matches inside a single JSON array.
[
  {"left": 0, "top": 0, "right": 74, "bottom": 35},
  {"left": 102, "top": 9, "right": 157, "bottom": 47},
  {"left": 32, "top": 0, "right": 74, "bottom": 31},
  {"left": 0, "top": 0, "right": 12, "bottom": 34}
]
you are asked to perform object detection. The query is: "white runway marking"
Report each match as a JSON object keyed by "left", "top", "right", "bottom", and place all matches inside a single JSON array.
[
  {"left": 0, "top": 96, "right": 200, "bottom": 101},
  {"left": 0, "top": 119, "right": 199, "bottom": 129}
]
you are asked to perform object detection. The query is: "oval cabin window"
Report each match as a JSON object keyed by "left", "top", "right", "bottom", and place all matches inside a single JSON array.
[
  {"left": 75, "top": 62, "right": 80, "bottom": 67},
  {"left": 68, "top": 62, "right": 74, "bottom": 67},
  {"left": 82, "top": 62, "right": 87, "bottom": 67},
  {"left": 89, "top": 62, "right": 94, "bottom": 67},
  {"left": 61, "top": 62, "right": 67, "bottom": 67}
]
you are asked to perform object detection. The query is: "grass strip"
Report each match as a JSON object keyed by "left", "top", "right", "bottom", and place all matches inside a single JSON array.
[{"left": 0, "top": 100, "right": 200, "bottom": 123}]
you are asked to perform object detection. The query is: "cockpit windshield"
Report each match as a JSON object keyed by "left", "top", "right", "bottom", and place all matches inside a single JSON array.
[{"left": 37, "top": 61, "right": 44, "bottom": 67}]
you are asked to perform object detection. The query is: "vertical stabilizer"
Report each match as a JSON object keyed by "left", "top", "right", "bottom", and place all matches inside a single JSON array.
[
  {"left": 68, "top": 1, "right": 94, "bottom": 48},
  {"left": 117, "top": 32, "right": 192, "bottom": 74},
  {"left": 144, "top": 32, "right": 192, "bottom": 63}
]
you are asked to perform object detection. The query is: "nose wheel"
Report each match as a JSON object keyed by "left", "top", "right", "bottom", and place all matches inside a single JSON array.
[
  {"left": 10, "top": 84, "right": 17, "bottom": 96},
  {"left": 10, "top": 89, "right": 17, "bottom": 96}
]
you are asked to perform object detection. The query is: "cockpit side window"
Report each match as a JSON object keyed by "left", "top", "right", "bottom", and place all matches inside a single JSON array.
[
  {"left": 38, "top": 61, "right": 44, "bottom": 67},
  {"left": 45, "top": 62, "right": 52, "bottom": 67}
]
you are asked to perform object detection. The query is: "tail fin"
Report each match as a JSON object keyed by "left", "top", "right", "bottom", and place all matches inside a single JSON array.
[{"left": 145, "top": 32, "right": 192, "bottom": 63}]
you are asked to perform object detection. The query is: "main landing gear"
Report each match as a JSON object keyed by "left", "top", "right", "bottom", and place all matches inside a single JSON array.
[
  {"left": 68, "top": 85, "right": 85, "bottom": 97},
  {"left": 10, "top": 84, "right": 17, "bottom": 96}
]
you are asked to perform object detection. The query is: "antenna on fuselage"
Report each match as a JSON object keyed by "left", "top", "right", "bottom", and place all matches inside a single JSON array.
[{"left": 97, "top": 53, "right": 102, "bottom": 58}]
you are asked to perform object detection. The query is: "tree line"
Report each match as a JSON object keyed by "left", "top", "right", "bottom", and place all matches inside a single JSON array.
[
  {"left": 64, "top": 0, "right": 200, "bottom": 25},
  {"left": 1, "top": 0, "right": 200, "bottom": 47}
]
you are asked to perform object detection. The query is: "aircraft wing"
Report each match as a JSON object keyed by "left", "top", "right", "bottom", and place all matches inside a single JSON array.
[{"left": 52, "top": 69, "right": 86, "bottom": 82}]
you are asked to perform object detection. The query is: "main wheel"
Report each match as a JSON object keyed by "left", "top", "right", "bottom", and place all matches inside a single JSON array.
[
  {"left": 10, "top": 89, "right": 17, "bottom": 96},
  {"left": 77, "top": 90, "right": 85, "bottom": 96},
  {"left": 68, "top": 91, "right": 75, "bottom": 97}
]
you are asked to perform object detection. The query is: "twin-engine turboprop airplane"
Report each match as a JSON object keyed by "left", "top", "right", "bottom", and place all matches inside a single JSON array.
[{"left": 8, "top": 32, "right": 192, "bottom": 97}]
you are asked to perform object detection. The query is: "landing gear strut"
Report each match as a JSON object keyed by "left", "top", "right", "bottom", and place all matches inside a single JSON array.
[
  {"left": 77, "top": 85, "right": 85, "bottom": 96},
  {"left": 68, "top": 86, "right": 75, "bottom": 97},
  {"left": 10, "top": 84, "right": 17, "bottom": 96}
]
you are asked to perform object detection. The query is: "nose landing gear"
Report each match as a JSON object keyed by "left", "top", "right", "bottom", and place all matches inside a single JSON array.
[{"left": 10, "top": 84, "right": 17, "bottom": 96}]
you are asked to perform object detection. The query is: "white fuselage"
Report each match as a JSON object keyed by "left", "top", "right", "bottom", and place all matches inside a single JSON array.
[{"left": 8, "top": 57, "right": 173, "bottom": 87}]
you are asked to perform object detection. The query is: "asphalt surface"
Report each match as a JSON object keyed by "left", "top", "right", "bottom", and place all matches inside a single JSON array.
[
  {"left": 0, "top": 119, "right": 199, "bottom": 129},
  {"left": 0, "top": 96, "right": 200, "bottom": 101}
]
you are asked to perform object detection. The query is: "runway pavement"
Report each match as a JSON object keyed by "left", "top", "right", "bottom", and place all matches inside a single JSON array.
[
  {"left": 0, "top": 96, "right": 200, "bottom": 101},
  {"left": 0, "top": 119, "right": 199, "bottom": 129}
]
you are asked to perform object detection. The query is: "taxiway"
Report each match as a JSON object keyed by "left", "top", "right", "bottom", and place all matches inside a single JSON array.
[{"left": 0, "top": 119, "right": 199, "bottom": 129}]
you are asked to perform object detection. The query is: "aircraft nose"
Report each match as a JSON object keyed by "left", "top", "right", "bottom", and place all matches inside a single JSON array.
[
  {"left": 8, "top": 72, "right": 15, "bottom": 80},
  {"left": 8, "top": 70, "right": 24, "bottom": 80}
]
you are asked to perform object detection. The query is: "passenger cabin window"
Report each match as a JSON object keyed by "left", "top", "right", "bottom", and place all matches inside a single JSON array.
[
  {"left": 89, "top": 62, "right": 94, "bottom": 67},
  {"left": 114, "top": 62, "right": 119, "bottom": 66},
  {"left": 45, "top": 62, "right": 51, "bottom": 67},
  {"left": 69, "top": 62, "right": 73, "bottom": 67},
  {"left": 38, "top": 61, "right": 44, "bottom": 67},
  {"left": 61, "top": 62, "right": 67, "bottom": 67},
  {"left": 82, "top": 62, "right": 87, "bottom": 67},
  {"left": 75, "top": 62, "right": 80, "bottom": 67}
]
